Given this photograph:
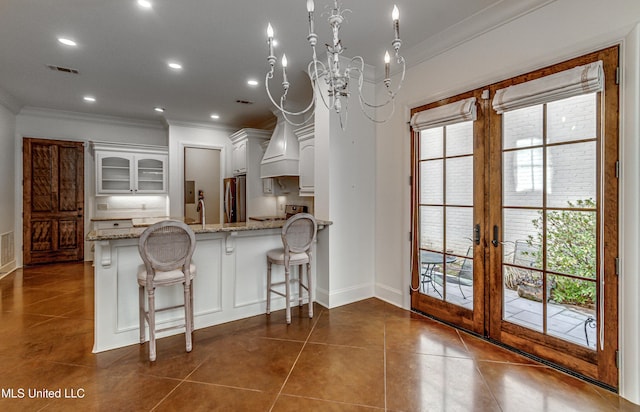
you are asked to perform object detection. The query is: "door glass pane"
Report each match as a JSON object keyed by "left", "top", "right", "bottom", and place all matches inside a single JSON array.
[
  {"left": 445, "top": 207, "right": 473, "bottom": 307},
  {"left": 547, "top": 274, "right": 597, "bottom": 348},
  {"left": 547, "top": 93, "right": 597, "bottom": 144},
  {"left": 445, "top": 156, "right": 473, "bottom": 206},
  {"left": 545, "top": 210, "right": 596, "bottom": 278},
  {"left": 420, "top": 128, "right": 443, "bottom": 160},
  {"left": 546, "top": 142, "right": 596, "bottom": 208},
  {"left": 503, "top": 268, "right": 544, "bottom": 332},
  {"left": 445, "top": 121, "right": 473, "bottom": 156},
  {"left": 503, "top": 105, "right": 543, "bottom": 150},
  {"left": 503, "top": 148, "right": 543, "bottom": 207},
  {"left": 420, "top": 159, "right": 443, "bottom": 204},
  {"left": 419, "top": 206, "right": 443, "bottom": 252}
]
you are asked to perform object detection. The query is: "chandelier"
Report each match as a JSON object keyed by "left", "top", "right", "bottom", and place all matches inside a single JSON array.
[{"left": 265, "top": 0, "right": 406, "bottom": 129}]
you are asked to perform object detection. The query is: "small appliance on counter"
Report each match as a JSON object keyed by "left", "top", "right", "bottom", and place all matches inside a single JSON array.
[{"left": 285, "top": 204, "right": 308, "bottom": 219}]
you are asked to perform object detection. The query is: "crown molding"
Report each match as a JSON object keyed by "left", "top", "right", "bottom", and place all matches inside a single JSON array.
[
  {"left": 165, "top": 118, "right": 237, "bottom": 134},
  {"left": 402, "top": 0, "right": 558, "bottom": 72},
  {"left": 18, "top": 106, "right": 167, "bottom": 130}
]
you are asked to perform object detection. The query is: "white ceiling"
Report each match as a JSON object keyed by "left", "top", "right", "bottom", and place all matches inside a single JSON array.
[{"left": 0, "top": 0, "right": 552, "bottom": 130}]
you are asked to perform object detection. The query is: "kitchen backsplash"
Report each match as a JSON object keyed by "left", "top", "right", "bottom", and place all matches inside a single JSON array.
[{"left": 93, "top": 195, "right": 168, "bottom": 218}]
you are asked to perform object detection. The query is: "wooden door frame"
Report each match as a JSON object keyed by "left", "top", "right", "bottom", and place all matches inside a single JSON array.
[{"left": 487, "top": 46, "right": 619, "bottom": 388}]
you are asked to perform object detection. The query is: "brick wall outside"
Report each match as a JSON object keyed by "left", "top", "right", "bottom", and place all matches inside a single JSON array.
[{"left": 420, "top": 93, "right": 598, "bottom": 259}]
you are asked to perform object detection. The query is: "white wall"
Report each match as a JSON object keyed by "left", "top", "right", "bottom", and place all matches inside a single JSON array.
[
  {"left": 0, "top": 102, "right": 16, "bottom": 274},
  {"left": 374, "top": 0, "right": 640, "bottom": 404},
  {"left": 620, "top": 21, "right": 640, "bottom": 408},
  {"left": 15, "top": 108, "right": 168, "bottom": 264},
  {"left": 315, "top": 73, "right": 376, "bottom": 308}
]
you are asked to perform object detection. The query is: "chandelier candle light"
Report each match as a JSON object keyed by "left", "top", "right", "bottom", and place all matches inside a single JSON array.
[{"left": 265, "top": 0, "right": 406, "bottom": 129}]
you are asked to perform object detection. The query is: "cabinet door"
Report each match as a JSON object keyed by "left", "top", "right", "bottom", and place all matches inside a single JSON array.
[
  {"left": 232, "top": 141, "right": 247, "bottom": 175},
  {"left": 299, "top": 140, "right": 315, "bottom": 196},
  {"left": 135, "top": 154, "right": 167, "bottom": 193},
  {"left": 96, "top": 152, "right": 134, "bottom": 194}
]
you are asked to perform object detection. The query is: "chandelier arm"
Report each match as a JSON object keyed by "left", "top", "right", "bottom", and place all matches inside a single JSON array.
[
  {"left": 280, "top": 94, "right": 316, "bottom": 127},
  {"left": 358, "top": 93, "right": 397, "bottom": 123},
  {"left": 264, "top": 69, "right": 316, "bottom": 117},
  {"left": 354, "top": 55, "right": 406, "bottom": 109}
]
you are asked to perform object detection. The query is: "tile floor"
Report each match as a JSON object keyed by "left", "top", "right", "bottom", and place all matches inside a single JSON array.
[{"left": 1, "top": 262, "right": 638, "bottom": 411}]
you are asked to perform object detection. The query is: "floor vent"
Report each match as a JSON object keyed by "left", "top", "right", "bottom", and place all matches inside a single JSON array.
[{"left": 0, "top": 231, "right": 15, "bottom": 268}]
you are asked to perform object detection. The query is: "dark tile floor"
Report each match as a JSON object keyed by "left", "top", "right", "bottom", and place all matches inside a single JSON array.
[{"left": 1, "top": 262, "right": 638, "bottom": 411}]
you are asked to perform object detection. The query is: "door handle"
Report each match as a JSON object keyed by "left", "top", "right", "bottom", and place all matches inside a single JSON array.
[
  {"left": 492, "top": 225, "right": 499, "bottom": 247},
  {"left": 474, "top": 224, "right": 480, "bottom": 245}
]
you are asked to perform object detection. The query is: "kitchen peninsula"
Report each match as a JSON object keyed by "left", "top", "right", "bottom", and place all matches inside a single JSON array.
[{"left": 87, "top": 218, "right": 331, "bottom": 352}]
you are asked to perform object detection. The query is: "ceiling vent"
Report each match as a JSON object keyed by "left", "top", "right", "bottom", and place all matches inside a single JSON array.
[
  {"left": 46, "top": 64, "right": 79, "bottom": 74},
  {"left": 235, "top": 99, "right": 254, "bottom": 105}
]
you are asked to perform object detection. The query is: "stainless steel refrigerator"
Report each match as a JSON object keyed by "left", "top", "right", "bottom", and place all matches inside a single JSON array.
[{"left": 223, "top": 175, "right": 246, "bottom": 223}]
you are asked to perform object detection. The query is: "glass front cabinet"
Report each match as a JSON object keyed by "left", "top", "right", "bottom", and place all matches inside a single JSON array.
[{"left": 93, "top": 144, "right": 168, "bottom": 195}]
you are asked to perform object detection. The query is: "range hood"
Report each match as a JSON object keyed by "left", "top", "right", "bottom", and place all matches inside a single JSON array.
[{"left": 260, "top": 111, "right": 300, "bottom": 178}]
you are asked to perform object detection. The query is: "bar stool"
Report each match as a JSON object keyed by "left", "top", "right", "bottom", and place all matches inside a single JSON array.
[
  {"left": 266, "top": 213, "right": 317, "bottom": 324},
  {"left": 138, "top": 220, "right": 196, "bottom": 361}
]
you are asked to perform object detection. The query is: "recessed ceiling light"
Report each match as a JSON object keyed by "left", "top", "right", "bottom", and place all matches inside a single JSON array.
[
  {"left": 247, "top": 79, "right": 259, "bottom": 86},
  {"left": 58, "top": 37, "right": 77, "bottom": 47},
  {"left": 168, "top": 62, "right": 182, "bottom": 70},
  {"left": 83, "top": 96, "right": 96, "bottom": 102},
  {"left": 272, "top": 40, "right": 279, "bottom": 47},
  {"left": 154, "top": 107, "right": 165, "bottom": 113},
  {"left": 137, "top": 0, "right": 152, "bottom": 9},
  {"left": 210, "top": 114, "right": 220, "bottom": 120}
]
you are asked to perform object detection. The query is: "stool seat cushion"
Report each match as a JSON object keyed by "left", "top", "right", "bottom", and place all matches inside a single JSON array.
[
  {"left": 266, "top": 248, "right": 309, "bottom": 265},
  {"left": 137, "top": 263, "right": 196, "bottom": 285}
]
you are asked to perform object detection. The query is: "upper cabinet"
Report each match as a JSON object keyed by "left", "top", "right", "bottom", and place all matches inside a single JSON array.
[
  {"left": 231, "top": 139, "right": 247, "bottom": 175},
  {"left": 229, "top": 129, "right": 271, "bottom": 177},
  {"left": 93, "top": 143, "right": 168, "bottom": 195},
  {"left": 295, "top": 124, "right": 314, "bottom": 196}
]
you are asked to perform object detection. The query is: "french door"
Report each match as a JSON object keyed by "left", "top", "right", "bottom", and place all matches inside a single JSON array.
[{"left": 411, "top": 46, "right": 619, "bottom": 388}]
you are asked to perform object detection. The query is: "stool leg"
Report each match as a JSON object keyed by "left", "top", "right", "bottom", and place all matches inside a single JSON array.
[
  {"left": 139, "top": 285, "right": 145, "bottom": 344},
  {"left": 285, "top": 264, "right": 291, "bottom": 324},
  {"left": 266, "top": 260, "right": 272, "bottom": 314},
  {"left": 307, "top": 261, "right": 313, "bottom": 319},
  {"left": 148, "top": 288, "right": 156, "bottom": 362},
  {"left": 298, "top": 264, "right": 303, "bottom": 307},
  {"left": 184, "top": 282, "right": 192, "bottom": 353}
]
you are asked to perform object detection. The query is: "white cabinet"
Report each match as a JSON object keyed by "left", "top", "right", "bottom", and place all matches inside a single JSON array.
[
  {"left": 295, "top": 124, "right": 315, "bottom": 196},
  {"left": 93, "top": 143, "right": 168, "bottom": 195},
  {"left": 231, "top": 140, "right": 247, "bottom": 175}
]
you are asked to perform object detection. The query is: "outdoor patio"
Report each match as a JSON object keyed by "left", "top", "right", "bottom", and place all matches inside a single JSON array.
[{"left": 421, "top": 273, "right": 597, "bottom": 349}]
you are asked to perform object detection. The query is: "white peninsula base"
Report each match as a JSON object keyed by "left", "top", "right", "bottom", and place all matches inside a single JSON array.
[{"left": 90, "top": 222, "right": 327, "bottom": 353}]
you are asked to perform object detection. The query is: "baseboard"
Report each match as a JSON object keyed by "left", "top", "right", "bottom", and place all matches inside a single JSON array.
[
  {"left": 0, "top": 261, "right": 18, "bottom": 280},
  {"left": 374, "top": 282, "right": 404, "bottom": 308}
]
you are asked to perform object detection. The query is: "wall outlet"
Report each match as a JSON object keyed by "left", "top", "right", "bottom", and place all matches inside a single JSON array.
[{"left": 97, "top": 203, "right": 108, "bottom": 210}]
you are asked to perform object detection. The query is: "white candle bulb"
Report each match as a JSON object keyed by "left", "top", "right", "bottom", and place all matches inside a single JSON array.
[
  {"left": 267, "top": 23, "right": 274, "bottom": 39},
  {"left": 392, "top": 5, "right": 399, "bottom": 22},
  {"left": 282, "top": 54, "right": 288, "bottom": 68},
  {"left": 307, "top": 0, "right": 314, "bottom": 13}
]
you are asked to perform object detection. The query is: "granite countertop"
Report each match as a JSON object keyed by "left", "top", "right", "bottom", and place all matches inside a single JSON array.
[{"left": 86, "top": 219, "right": 332, "bottom": 241}]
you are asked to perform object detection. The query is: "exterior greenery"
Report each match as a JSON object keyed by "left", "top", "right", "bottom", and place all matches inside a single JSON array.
[{"left": 527, "top": 198, "right": 597, "bottom": 306}]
